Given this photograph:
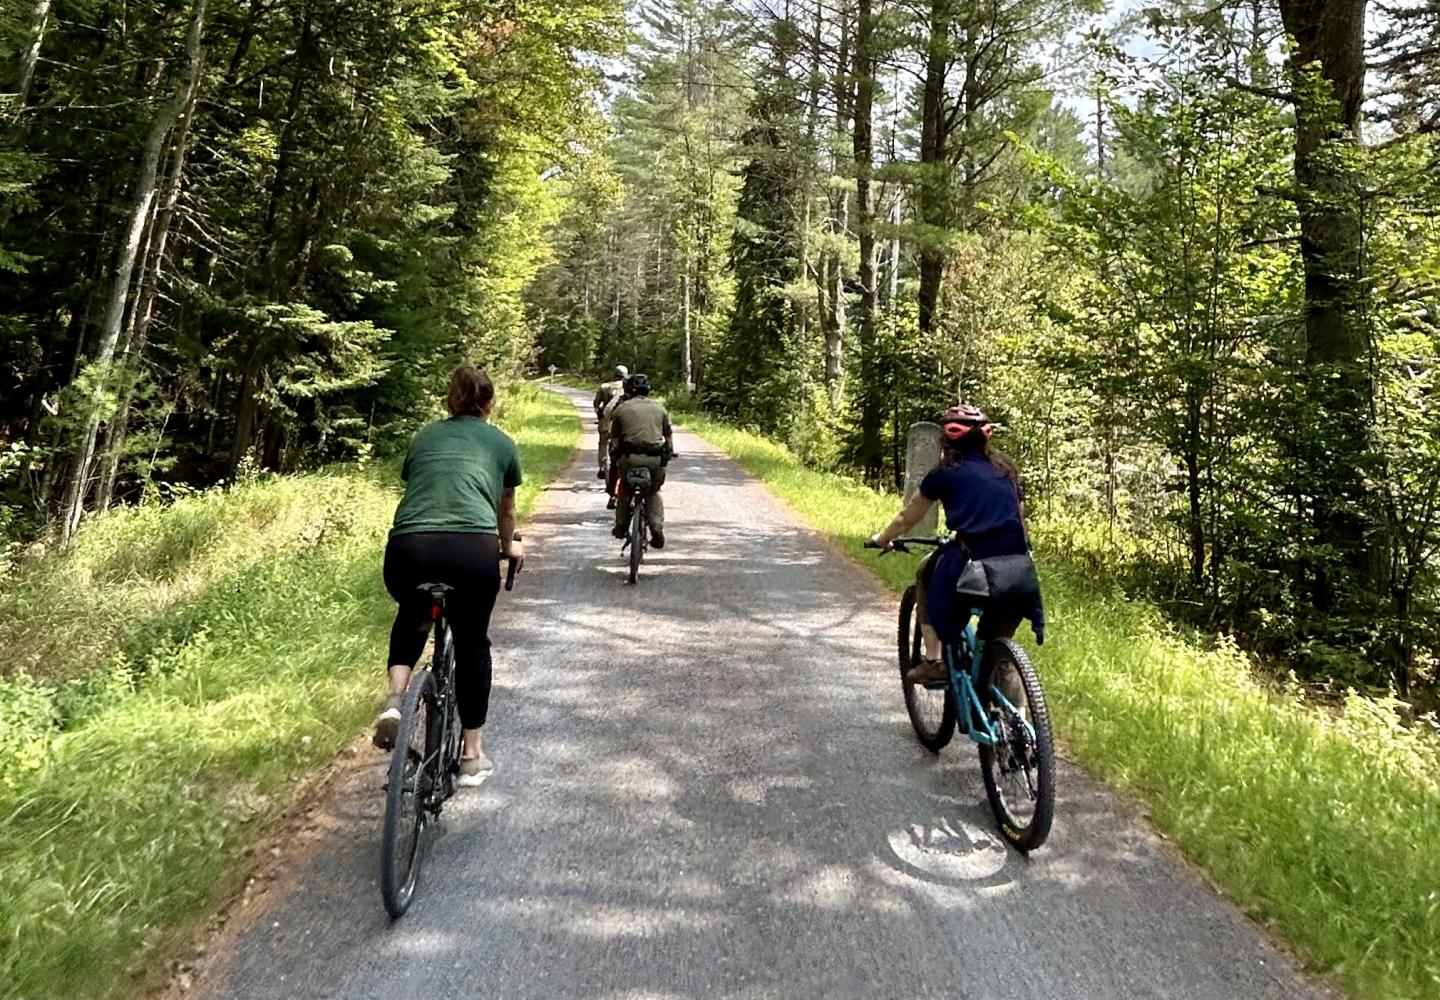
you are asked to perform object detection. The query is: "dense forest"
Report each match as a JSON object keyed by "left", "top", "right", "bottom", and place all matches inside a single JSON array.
[
  {"left": 4, "top": 0, "right": 1439, "bottom": 699},
  {"left": 527, "top": 0, "right": 1440, "bottom": 701},
  {"left": 0, "top": 0, "right": 622, "bottom": 534}
]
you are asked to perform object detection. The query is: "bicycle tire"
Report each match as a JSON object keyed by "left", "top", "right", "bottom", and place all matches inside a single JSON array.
[
  {"left": 628, "top": 492, "right": 645, "bottom": 584},
  {"left": 380, "top": 668, "right": 437, "bottom": 918},
  {"left": 977, "top": 638, "right": 1055, "bottom": 852},
  {"left": 898, "top": 585, "right": 956, "bottom": 751}
]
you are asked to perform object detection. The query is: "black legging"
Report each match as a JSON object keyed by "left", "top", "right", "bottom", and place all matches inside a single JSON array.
[{"left": 383, "top": 531, "right": 501, "bottom": 729}]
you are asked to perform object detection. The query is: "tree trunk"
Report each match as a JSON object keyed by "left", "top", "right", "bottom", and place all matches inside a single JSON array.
[
  {"left": 820, "top": 1, "right": 852, "bottom": 409},
  {"left": 11, "top": 0, "right": 51, "bottom": 117},
  {"left": 1276, "top": 0, "right": 1374, "bottom": 611},
  {"left": 917, "top": 0, "right": 951, "bottom": 334},
  {"left": 229, "top": 344, "right": 265, "bottom": 473},
  {"left": 682, "top": 265, "right": 693, "bottom": 389},
  {"left": 853, "top": 0, "right": 882, "bottom": 480},
  {"left": 259, "top": 0, "right": 315, "bottom": 293},
  {"left": 97, "top": 81, "right": 201, "bottom": 511},
  {"left": 61, "top": 0, "right": 208, "bottom": 542}
]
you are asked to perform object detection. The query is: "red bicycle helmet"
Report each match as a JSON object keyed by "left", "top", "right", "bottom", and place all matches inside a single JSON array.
[{"left": 940, "top": 404, "right": 993, "bottom": 442}]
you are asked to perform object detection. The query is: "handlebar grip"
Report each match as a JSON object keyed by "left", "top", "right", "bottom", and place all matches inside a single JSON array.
[{"left": 504, "top": 531, "right": 522, "bottom": 591}]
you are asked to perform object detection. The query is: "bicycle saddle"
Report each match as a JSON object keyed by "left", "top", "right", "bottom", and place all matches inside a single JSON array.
[{"left": 415, "top": 582, "right": 455, "bottom": 604}]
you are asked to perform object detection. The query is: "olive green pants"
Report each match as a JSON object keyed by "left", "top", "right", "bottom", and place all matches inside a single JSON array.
[{"left": 615, "top": 454, "right": 666, "bottom": 535}]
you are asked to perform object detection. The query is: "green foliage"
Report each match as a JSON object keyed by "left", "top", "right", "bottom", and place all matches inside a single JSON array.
[
  {"left": 0, "top": 384, "right": 578, "bottom": 1000},
  {"left": 1, "top": 0, "right": 623, "bottom": 532}
]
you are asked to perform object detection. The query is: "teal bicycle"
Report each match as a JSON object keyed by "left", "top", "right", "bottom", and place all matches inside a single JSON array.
[{"left": 867, "top": 536, "right": 1055, "bottom": 852}]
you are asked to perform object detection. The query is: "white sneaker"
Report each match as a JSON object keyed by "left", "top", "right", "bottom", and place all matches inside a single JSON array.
[
  {"left": 372, "top": 694, "right": 403, "bottom": 750},
  {"left": 457, "top": 730, "right": 495, "bottom": 787}
]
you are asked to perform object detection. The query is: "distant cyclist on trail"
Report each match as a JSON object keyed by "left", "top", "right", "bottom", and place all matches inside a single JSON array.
[
  {"left": 594, "top": 364, "right": 628, "bottom": 481},
  {"left": 373, "top": 363, "right": 524, "bottom": 783},
  {"left": 609, "top": 373, "right": 675, "bottom": 548},
  {"left": 868, "top": 404, "right": 1044, "bottom": 685}
]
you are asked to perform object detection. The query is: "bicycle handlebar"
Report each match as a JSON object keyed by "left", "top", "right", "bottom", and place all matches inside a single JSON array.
[
  {"left": 505, "top": 532, "right": 522, "bottom": 591},
  {"left": 864, "top": 536, "right": 946, "bottom": 555}
]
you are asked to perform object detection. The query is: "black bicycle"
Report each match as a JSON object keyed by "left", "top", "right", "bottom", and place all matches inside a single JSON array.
[
  {"left": 620, "top": 467, "right": 653, "bottom": 584},
  {"left": 380, "top": 541, "right": 521, "bottom": 918}
]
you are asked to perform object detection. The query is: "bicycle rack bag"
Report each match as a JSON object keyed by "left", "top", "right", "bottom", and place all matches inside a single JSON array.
[{"left": 625, "top": 467, "right": 653, "bottom": 491}]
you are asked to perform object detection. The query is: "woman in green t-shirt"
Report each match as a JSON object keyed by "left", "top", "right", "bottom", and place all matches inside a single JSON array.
[{"left": 372, "top": 363, "right": 525, "bottom": 784}]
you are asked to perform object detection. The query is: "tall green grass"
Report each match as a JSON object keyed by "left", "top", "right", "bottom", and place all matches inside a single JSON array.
[
  {"left": 0, "top": 385, "right": 578, "bottom": 1000},
  {"left": 682, "top": 412, "right": 1440, "bottom": 1000}
]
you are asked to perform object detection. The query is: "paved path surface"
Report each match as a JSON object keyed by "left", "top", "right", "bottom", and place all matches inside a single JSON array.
[{"left": 203, "top": 387, "right": 1325, "bottom": 1000}]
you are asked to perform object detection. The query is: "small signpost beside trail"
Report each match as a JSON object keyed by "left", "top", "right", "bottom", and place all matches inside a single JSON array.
[
  {"left": 547, "top": 364, "right": 558, "bottom": 381},
  {"left": 903, "top": 421, "right": 942, "bottom": 536}
]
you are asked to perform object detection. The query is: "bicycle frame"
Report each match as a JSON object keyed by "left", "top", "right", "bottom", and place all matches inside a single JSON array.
[
  {"left": 420, "top": 604, "right": 459, "bottom": 811},
  {"left": 941, "top": 616, "right": 996, "bottom": 747},
  {"left": 878, "top": 536, "right": 1035, "bottom": 750}
]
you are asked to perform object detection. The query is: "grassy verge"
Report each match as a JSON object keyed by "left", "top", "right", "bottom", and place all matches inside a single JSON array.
[
  {"left": 679, "top": 411, "right": 1440, "bottom": 1000},
  {"left": 0, "top": 384, "right": 578, "bottom": 1000}
]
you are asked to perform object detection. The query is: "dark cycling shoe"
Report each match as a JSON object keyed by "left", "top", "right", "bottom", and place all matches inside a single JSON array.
[
  {"left": 650, "top": 527, "right": 665, "bottom": 549},
  {"left": 905, "top": 658, "right": 947, "bottom": 687},
  {"left": 606, "top": 495, "right": 618, "bottom": 510},
  {"left": 612, "top": 525, "right": 626, "bottom": 539},
  {"left": 596, "top": 468, "right": 606, "bottom": 480}
]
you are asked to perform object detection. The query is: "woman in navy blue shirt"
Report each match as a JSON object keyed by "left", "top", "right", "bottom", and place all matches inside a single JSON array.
[{"left": 869, "top": 404, "right": 1042, "bottom": 684}]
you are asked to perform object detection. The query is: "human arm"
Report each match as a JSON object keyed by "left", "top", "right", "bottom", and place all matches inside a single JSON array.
[
  {"left": 663, "top": 412, "right": 677, "bottom": 459},
  {"left": 868, "top": 491, "right": 935, "bottom": 550},
  {"left": 498, "top": 487, "right": 524, "bottom": 571},
  {"left": 498, "top": 443, "right": 524, "bottom": 570}
]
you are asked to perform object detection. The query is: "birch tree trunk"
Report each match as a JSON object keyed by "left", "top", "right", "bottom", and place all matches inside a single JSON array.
[
  {"left": 61, "top": 0, "right": 208, "bottom": 541},
  {"left": 11, "top": 0, "right": 51, "bottom": 117},
  {"left": 96, "top": 81, "right": 200, "bottom": 511}
]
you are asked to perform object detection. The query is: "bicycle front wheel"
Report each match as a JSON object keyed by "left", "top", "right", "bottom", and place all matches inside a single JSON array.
[
  {"left": 978, "top": 638, "right": 1055, "bottom": 852},
  {"left": 899, "top": 585, "right": 956, "bottom": 751},
  {"left": 628, "top": 494, "right": 646, "bottom": 584},
  {"left": 381, "top": 669, "right": 437, "bottom": 918}
]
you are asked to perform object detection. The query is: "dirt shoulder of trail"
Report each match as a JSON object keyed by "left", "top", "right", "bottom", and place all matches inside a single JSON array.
[{"left": 145, "top": 737, "right": 382, "bottom": 1000}]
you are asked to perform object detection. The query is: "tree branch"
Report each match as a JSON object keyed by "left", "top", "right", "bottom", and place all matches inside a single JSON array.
[{"left": 1224, "top": 76, "right": 1295, "bottom": 104}]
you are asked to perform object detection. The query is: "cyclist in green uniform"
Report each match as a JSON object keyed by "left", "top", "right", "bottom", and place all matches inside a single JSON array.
[
  {"left": 594, "top": 365, "right": 628, "bottom": 480},
  {"left": 609, "top": 373, "right": 675, "bottom": 547},
  {"left": 374, "top": 363, "right": 524, "bottom": 784}
]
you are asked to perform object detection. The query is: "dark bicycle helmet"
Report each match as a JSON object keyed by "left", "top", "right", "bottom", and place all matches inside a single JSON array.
[
  {"left": 625, "top": 373, "right": 652, "bottom": 395},
  {"left": 939, "top": 403, "right": 993, "bottom": 443}
]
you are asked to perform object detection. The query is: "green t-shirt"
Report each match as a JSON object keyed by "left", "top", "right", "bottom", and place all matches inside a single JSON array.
[{"left": 390, "top": 416, "right": 523, "bottom": 537}]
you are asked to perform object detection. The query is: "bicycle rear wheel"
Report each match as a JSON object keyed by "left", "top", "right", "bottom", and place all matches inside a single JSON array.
[
  {"left": 899, "top": 585, "right": 956, "bottom": 751},
  {"left": 978, "top": 638, "right": 1055, "bottom": 852},
  {"left": 381, "top": 668, "right": 437, "bottom": 917},
  {"left": 627, "top": 493, "right": 646, "bottom": 584}
]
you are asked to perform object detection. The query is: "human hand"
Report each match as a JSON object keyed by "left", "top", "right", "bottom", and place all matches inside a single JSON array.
[
  {"left": 503, "top": 538, "right": 526, "bottom": 575},
  {"left": 867, "top": 533, "right": 893, "bottom": 551}
]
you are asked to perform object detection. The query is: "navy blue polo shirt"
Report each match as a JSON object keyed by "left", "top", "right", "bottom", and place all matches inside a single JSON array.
[{"left": 919, "top": 452, "right": 1028, "bottom": 558}]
